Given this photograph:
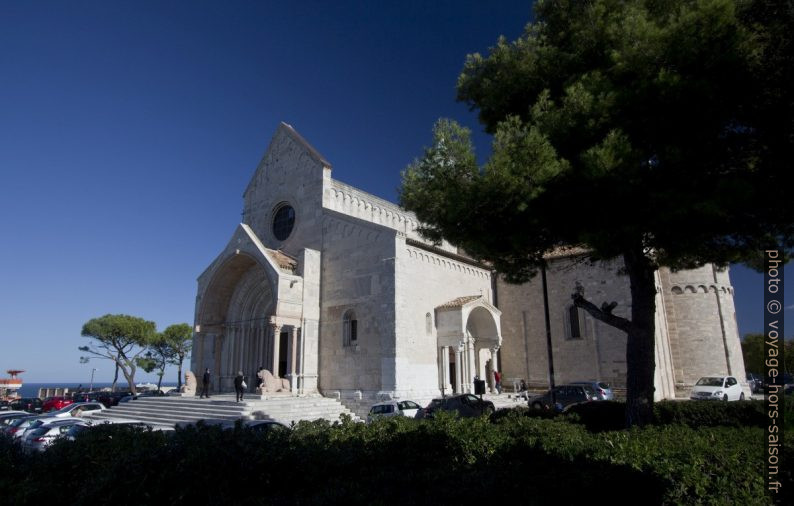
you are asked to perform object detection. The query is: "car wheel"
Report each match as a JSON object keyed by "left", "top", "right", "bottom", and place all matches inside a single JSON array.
[
  {"left": 739, "top": 393, "right": 745, "bottom": 401},
  {"left": 723, "top": 394, "right": 729, "bottom": 402},
  {"left": 531, "top": 402, "right": 542, "bottom": 410},
  {"left": 485, "top": 405, "right": 494, "bottom": 415}
]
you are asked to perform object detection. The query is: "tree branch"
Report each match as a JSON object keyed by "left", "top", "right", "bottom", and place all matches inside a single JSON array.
[{"left": 572, "top": 293, "right": 632, "bottom": 333}]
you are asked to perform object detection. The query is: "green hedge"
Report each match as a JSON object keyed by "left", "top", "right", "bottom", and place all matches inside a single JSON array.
[
  {"left": 528, "top": 398, "right": 787, "bottom": 432},
  {"left": 1, "top": 411, "right": 789, "bottom": 505}
]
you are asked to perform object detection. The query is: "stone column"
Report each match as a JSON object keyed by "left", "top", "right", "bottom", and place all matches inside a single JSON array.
[
  {"left": 491, "top": 346, "right": 500, "bottom": 394},
  {"left": 287, "top": 326, "right": 299, "bottom": 393},
  {"left": 270, "top": 324, "right": 282, "bottom": 377},
  {"left": 440, "top": 346, "right": 451, "bottom": 394},
  {"left": 466, "top": 337, "right": 474, "bottom": 392},
  {"left": 454, "top": 345, "right": 463, "bottom": 394}
]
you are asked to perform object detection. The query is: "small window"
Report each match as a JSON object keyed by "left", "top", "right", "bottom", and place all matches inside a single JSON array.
[
  {"left": 343, "top": 310, "right": 358, "bottom": 346},
  {"left": 567, "top": 305, "right": 583, "bottom": 339},
  {"left": 425, "top": 312, "right": 433, "bottom": 335}
]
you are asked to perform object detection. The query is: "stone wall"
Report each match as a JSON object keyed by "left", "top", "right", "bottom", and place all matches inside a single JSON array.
[
  {"left": 658, "top": 265, "right": 748, "bottom": 396},
  {"left": 393, "top": 235, "right": 494, "bottom": 403},
  {"left": 497, "top": 257, "right": 631, "bottom": 390},
  {"left": 242, "top": 123, "right": 327, "bottom": 256},
  {"left": 317, "top": 212, "right": 396, "bottom": 396}
]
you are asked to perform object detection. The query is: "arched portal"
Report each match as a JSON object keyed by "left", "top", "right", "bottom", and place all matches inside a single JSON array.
[
  {"left": 435, "top": 296, "right": 502, "bottom": 394},
  {"left": 195, "top": 253, "right": 276, "bottom": 391}
]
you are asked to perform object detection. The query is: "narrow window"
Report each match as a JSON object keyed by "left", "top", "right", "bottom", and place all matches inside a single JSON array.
[
  {"left": 343, "top": 310, "right": 358, "bottom": 346},
  {"left": 425, "top": 312, "right": 432, "bottom": 335},
  {"left": 568, "top": 305, "right": 582, "bottom": 339}
]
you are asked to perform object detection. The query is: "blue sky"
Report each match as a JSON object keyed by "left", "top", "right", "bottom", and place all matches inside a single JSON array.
[{"left": 0, "top": 1, "right": 789, "bottom": 383}]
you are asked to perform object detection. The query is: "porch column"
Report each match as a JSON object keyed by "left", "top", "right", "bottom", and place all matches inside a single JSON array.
[
  {"left": 270, "top": 324, "right": 282, "bottom": 377},
  {"left": 454, "top": 345, "right": 463, "bottom": 394},
  {"left": 440, "top": 346, "right": 451, "bottom": 394},
  {"left": 492, "top": 346, "right": 500, "bottom": 393},
  {"left": 466, "top": 338, "right": 470, "bottom": 392},
  {"left": 287, "top": 326, "right": 298, "bottom": 393}
]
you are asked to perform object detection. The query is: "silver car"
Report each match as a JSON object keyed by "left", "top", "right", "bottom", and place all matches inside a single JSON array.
[
  {"left": 570, "top": 381, "right": 614, "bottom": 401},
  {"left": 367, "top": 400, "right": 422, "bottom": 423},
  {"left": 22, "top": 419, "right": 90, "bottom": 452}
]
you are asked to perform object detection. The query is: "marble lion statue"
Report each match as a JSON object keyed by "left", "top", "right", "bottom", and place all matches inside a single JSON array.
[{"left": 181, "top": 370, "right": 197, "bottom": 395}]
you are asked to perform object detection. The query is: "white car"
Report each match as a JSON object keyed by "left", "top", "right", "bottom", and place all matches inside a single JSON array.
[
  {"left": 690, "top": 376, "right": 745, "bottom": 401},
  {"left": 367, "top": 400, "right": 422, "bottom": 423},
  {"left": 47, "top": 402, "right": 105, "bottom": 418}
]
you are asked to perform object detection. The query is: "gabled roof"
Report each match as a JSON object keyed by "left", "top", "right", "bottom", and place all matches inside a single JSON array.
[
  {"left": 278, "top": 122, "right": 332, "bottom": 168},
  {"left": 267, "top": 249, "right": 297, "bottom": 273},
  {"left": 436, "top": 295, "right": 482, "bottom": 309}
]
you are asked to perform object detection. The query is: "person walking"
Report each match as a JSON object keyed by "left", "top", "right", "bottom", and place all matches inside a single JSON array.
[
  {"left": 493, "top": 370, "right": 502, "bottom": 394},
  {"left": 200, "top": 368, "right": 211, "bottom": 398},
  {"left": 234, "top": 371, "right": 246, "bottom": 402},
  {"left": 255, "top": 366, "right": 264, "bottom": 391}
]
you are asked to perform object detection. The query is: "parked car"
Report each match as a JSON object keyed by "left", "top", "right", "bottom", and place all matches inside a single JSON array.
[
  {"left": 42, "top": 396, "right": 74, "bottom": 412},
  {"left": 177, "top": 418, "right": 287, "bottom": 432},
  {"left": 93, "top": 391, "right": 132, "bottom": 408},
  {"left": 0, "top": 400, "right": 11, "bottom": 411},
  {"left": 137, "top": 390, "right": 166, "bottom": 397},
  {"left": 46, "top": 402, "right": 106, "bottom": 418},
  {"left": 10, "top": 398, "right": 43, "bottom": 413},
  {"left": 367, "top": 400, "right": 423, "bottom": 423},
  {"left": 417, "top": 394, "right": 495, "bottom": 419},
  {"left": 5, "top": 416, "right": 41, "bottom": 439},
  {"left": 746, "top": 373, "right": 764, "bottom": 394},
  {"left": 22, "top": 419, "right": 90, "bottom": 452},
  {"left": 66, "top": 419, "right": 175, "bottom": 440},
  {"left": 0, "top": 411, "right": 34, "bottom": 431},
  {"left": 529, "top": 385, "right": 595, "bottom": 411},
  {"left": 569, "top": 381, "right": 614, "bottom": 401},
  {"left": 690, "top": 376, "right": 744, "bottom": 401}
]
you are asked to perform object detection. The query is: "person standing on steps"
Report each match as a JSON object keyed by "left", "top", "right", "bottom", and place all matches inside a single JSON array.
[
  {"left": 234, "top": 371, "right": 245, "bottom": 402},
  {"left": 200, "top": 368, "right": 211, "bottom": 398}
]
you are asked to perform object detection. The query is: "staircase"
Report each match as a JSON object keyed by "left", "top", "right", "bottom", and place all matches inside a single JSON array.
[{"left": 90, "top": 394, "right": 360, "bottom": 427}]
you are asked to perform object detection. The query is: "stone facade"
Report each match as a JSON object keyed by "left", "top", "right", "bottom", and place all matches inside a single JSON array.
[{"left": 191, "top": 123, "right": 749, "bottom": 408}]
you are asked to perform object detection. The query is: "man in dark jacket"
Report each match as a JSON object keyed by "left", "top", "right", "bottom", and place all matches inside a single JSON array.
[
  {"left": 234, "top": 371, "right": 245, "bottom": 402},
  {"left": 200, "top": 368, "right": 211, "bottom": 399}
]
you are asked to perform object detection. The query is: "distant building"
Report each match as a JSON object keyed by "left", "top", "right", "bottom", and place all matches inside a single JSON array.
[{"left": 190, "top": 123, "right": 748, "bottom": 408}]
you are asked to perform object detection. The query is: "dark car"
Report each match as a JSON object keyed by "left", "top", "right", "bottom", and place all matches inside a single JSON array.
[
  {"left": 746, "top": 373, "right": 763, "bottom": 394},
  {"left": 529, "top": 385, "right": 595, "bottom": 411},
  {"left": 418, "top": 394, "right": 495, "bottom": 419},
  {"left": 10, "top": 397, "right": 43, "bottom": 413},
  {"left": 94, "top": 391, "right": 132, "bottom": 408}
]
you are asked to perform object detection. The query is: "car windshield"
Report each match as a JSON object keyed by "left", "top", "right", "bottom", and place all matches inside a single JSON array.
[
  {"left": 598, "top": 382, "right": 610, "bottom": 389},
  {"left": 8, "top": 417, "right": 31, "bottom": 428},
  {"left": 696, "top": 377, "right": 724, "bottom": 387},
  {"left": 371, "top": 405, "right": 393, "bottom": 414}
]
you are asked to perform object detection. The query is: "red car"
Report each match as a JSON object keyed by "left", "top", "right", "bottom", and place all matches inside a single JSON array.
[{"left": 42, "top": 396, "right": 74, "bottom": 412}]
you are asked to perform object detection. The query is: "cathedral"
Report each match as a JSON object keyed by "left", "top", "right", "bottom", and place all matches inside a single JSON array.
[{"left": 190, "top": 123, "right": 749, "bottom": 409}]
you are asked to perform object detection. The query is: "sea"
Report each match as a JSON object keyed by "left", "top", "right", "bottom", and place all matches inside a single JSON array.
[{"left": 18, "top": 382, "right": 178, "bottom": 398}]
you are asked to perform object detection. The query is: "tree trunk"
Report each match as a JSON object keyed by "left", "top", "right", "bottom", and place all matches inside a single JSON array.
[
  {"left": 177, "top": 357, "right": 183, "bottom": 390},
  {"left": 623, "top": 246, "right": 658, "bottom": 427},
  {"left": 111, "top": 362, "right": 119, "bottom": 391},
  {"left": 157, "top": 368, "right": 164, "bottom": 391},
  {"left": 120, "top": 361, "right": 137, "bottom": 395}
]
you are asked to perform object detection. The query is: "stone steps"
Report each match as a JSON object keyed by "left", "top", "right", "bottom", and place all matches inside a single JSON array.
[{"left": 92, "top": 394, "right": 360, "bottom": 427}]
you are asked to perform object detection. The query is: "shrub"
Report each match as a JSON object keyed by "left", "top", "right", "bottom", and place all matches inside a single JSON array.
[
  {"left": 652, "top": 400, "right": 766, "bottom": 428},
  {"left": 0, "top": 414, "right": 788, "bottom": 505}
]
